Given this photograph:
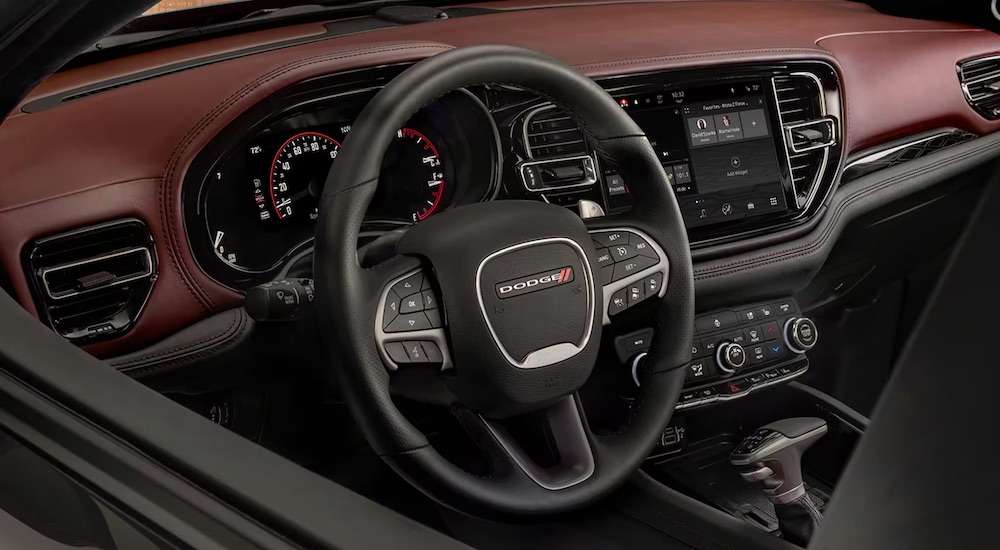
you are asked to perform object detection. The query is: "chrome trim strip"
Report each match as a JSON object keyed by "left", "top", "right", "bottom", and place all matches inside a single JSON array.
[
  {"left": 518, "top": 155, "right": 598, "bottom": 193},
  {"left": 520, "top": 104, "right": 600, "bottom": 193},
  {"left": 772, "top": 71, "right": 835, "bottom": 211},
  {"left": 475, "top": 237, "right": 596, "bottom": 369},
  {"left": 41, "top": 247, "right": 153, "bottom": 300},
  {"left": 843, "top": 131, "right": 961, "bottom": 173},
  {"left": 784, "top": 117, "right": 837, "bottom": 154}
]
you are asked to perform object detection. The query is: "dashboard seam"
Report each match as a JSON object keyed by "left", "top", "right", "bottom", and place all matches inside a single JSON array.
[
  {"left": 116, "top": 310, "right": 249, "bottom": 375},
  {"left": 693, "top": 137, "right": 1000, "bottom": 279},
  {"left": 160, "top": 42, "right": 454, "bottom": 312},
  {"left": 574, "top": 48, "right": 829, "bottom": 70}
]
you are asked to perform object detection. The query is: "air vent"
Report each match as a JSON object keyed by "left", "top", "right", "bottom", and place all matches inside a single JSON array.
[
  {"left": 24, "top": 219, "right": 156, "bottom": 343},
  {"left": 958, "top": 56, "right": 1000, "bottom": 119},
  {"left": 772, "top": 74, "right": 835, "bottom": 209},
  {"left": 524, "top": 106, "right": 588, "bottom": 159}
]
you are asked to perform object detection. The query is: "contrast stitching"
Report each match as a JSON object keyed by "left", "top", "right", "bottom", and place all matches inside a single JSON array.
[
  {"left": 111, "top": 309, "right": 240, "bottom": 368},
  {"left": 121, "top": 310, "right": 250, "bottom": 376},
  {"left": 694, "top": 138, "right": 1000, "bottom": 279},
  {"left": 159, "top": 43, "right": 453, "bottom": 312}
]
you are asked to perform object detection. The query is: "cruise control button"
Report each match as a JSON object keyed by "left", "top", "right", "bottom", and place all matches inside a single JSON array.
[
  {"left": 385, "top": 312, "right": 432, "bottom": 333},
  {"left": 382, "top": 290, "right": 401, "bottom": 328},
  {"left": 610, "top": 244, "right": 638, "bottom": 263},
  {"left": 609, "top": 288, "right": 629, "bottom": 316},
  {"left": 644, "top": 272, "right": 663, "bottom": 297},
  {"left": 695, "top": 311, "right": 739, "bottom": 333},
  {"left": 402, "top": 341, "right": 427, "bottom": 362},
  {"left": 626, "top": 283, "right": 645, "bottom": 307},
  {"left": 612, "top": 255, "right": 657, "bottom": 281},
  {"left": 421, "top": 290, "right": 438, "bottom": 310},
  {"left": 761, "top": 320, "right": 781, "bottom": 340},
  {"left": 392, "top": 272, "right": 424, "bottom": 297},
  {"left": 595, "top": 248, "right": 614, "bottom": 268},
  {"left": 629, "top": 234, "right": 659, "bottom": 259},
  {"left": 424, "top": 308, "right": 443, "bottom": 328},
  {"left": 592, "top": 231, "right": 630, "bottom": 248},
  {"left": 399, "top": 294, "right": 424, "bottom": 314},
  {"left": 384, "top": 342, "right": 410, "bottom": 365},
  {"left": 421, "top": 341, "right": 444, "bottom": 363}
]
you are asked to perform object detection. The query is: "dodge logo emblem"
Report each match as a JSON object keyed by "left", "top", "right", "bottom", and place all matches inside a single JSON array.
[{"left": 495, "top": 267, "right": 574, "bottom": 298}]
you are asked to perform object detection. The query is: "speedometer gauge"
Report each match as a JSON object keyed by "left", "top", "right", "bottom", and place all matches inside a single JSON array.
[{"left": 270, "top": 132, "right": 340, "bottom": 221}]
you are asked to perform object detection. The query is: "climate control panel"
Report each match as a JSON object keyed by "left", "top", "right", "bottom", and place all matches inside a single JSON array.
[{"left": 615, "top": 298, "right": 816, "bottom": 409}]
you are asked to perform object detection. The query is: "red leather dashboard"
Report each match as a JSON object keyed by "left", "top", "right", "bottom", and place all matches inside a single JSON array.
[{"left": 2, "top": 0, "right": 998, "bottom": 357}]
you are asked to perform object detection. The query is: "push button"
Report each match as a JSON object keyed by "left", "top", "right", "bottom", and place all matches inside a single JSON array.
[
  {"left": 612, "top": 255, "right": 657, "bottom": 281},
  {"left": 595, "top": 248, "right": 614, "bottom": 268},
  {"left": 391, "top": 272, "right": 424, "bottom": 297},
  {"left": 644, "top": 272, "right": 663, "bottom": 297},
  {"left": 592, "top": 231, "right": 629, "bottom": 248},
  {"left": 748, "top": 343, "right": 767, "bottom": 364},
  {"left": 756, "top": 305, "right": 775, "bottom": 319},
  {"left": 386, "top": 312, "right": 432, "bottom": 333},
  {"left": 383, "top": 290, "right": 402, "bottom": 328},
  {"left": 701, "top": 338, "right": 719, "bottom": 356},
  {"left": 736, "top": 309, "right": 758, "bottom": 324},
  {"left": 421, "top": 290, "right": 438, "bottom": 310},
  {"left": 695, "top": 311, "right": 739, "bottom": 333},
  {"left": 766, "top": 341, "right": 787, "bottom": 360},
  {"left": 421, "top": 341, "right": 444, "bottom": 363},
  {"left": 609, "top": 288, "right": 628, "bottom": 316},
  {"left": 610, "top": 244, "right": 638, "bottom": 263},
  {"left": 624, "top": 330, "right": 654, "bottom": 353},
  {"left": 690, "top": 339, "right": 703, "bottom": 357},
  {"left": 773, "top": 301, "right": 795, "bottom": 315},
  {"left": 626, "top": 283, "right": 645, "bottom": 306},
  {"left": 402, "top": 341, "right": 427, "bottom": 362},
  {"left": 384, "top": 342, "right": 410, "bottom": 365},
  {"left": 686, "top": 359, "right": 713, "bottom": 383},
  {"left": 399, "top": 293, "right": 424, "bottom": 314},
  {"left": 761, "top": 320, "right": 781, "bottom": 341},
  {"left": 744, "top": 325, "right": 763, "bottom": 344},
  {"left": 629, "top": 233, "right": 659, "bottom": 260}
]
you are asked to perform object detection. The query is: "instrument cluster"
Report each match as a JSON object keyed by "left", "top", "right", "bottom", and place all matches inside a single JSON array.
[{"left": 189, "top": 87, "right": 501, "bottom": 287}]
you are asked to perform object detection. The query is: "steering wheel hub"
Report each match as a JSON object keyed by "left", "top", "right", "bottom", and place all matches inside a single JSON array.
[{"left": 398, "top": 200, "right": 601, "bottom": 418}]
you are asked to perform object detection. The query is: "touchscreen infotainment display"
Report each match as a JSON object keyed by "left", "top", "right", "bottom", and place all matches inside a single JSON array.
[{"left": 610, "top": 80, "right": 788, "bottom": 228}]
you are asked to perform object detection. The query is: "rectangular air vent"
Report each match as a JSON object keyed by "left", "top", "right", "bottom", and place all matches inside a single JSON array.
[
  {"left": 24, "top": 219, "right": 156, "bottom": 343},
  {"left": 772, "top": 74, "right": 836, "bottom": 209},
  {"left": 958, "top": 56, "right": 1000, "bottom": 119},
  {"left": 524, "top": 106, "right": 588, "bottom": 159}
]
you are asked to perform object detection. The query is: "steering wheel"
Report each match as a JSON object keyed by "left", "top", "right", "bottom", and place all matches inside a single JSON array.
[{"left": 314, "top": 45, "right": 694, "bottom": 516}]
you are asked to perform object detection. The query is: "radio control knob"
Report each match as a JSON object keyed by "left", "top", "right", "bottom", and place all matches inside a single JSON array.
[
  {"left": 716, "top": 342, "right": 746, "bottom": 374},
  {"left": 785, "top": 317, "right": 818, "bottom": 354}
]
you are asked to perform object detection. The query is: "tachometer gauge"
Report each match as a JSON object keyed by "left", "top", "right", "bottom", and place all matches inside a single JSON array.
[
  {"left": 269, "top": 132, "right": 340, "bottom": 221},
  {"left": 380, "top": 127, "right": 448, "bottom": 222}
]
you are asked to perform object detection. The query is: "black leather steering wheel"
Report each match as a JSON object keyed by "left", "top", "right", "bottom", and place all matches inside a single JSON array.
[{"left": 314, "top": 45, "right": 694, "bottom": 516}]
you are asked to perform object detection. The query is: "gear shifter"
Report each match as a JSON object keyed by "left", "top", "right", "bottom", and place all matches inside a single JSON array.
[{"left": 730, "top": 418, "right": 827, "bottom": 546}]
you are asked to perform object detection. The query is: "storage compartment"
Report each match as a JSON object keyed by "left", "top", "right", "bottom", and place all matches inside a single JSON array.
[{"left": 643, "top": 382, "right": 864, "bottom": 537}]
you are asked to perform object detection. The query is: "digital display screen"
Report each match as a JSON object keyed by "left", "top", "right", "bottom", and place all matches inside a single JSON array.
[{"left": 611, "top": 80, "right": 787, "bottom": 228}]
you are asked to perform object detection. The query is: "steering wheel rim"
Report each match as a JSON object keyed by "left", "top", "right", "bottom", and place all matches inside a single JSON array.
[{"left": 314, "top": 45, "right": 694, "bottom": 517}]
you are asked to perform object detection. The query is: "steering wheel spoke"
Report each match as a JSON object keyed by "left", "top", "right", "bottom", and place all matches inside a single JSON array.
[{"left": 586, "top": 224, "right": 670, "bottom": 325}]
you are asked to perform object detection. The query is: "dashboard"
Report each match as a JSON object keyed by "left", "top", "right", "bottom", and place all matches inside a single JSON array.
[
  {"left": 3, "top": 0, "right": 1000, "bottom": 358},
  {"left": 185, "top": 62, "right": 841, "bottom": 290}
]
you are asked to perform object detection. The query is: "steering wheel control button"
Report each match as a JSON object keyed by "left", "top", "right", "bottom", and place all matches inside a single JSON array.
[
  {"left": 384, "top": 342, "right": 411, "bottom": 365},
  {"left": 785, "top": 317, "right": 818, "bottom": 353},
  {"left": 609, "top": 288, "right": 629, "bottom": 316},
  {"left": 592, "top": 231, "right": 629, "bottom": 248},
  {"left": 612, "top": 255, "right": 657, "bottom": 282},
  {"left": 644, "top": 272, "right": 664, "bottom": 296},
  {"left": 610, "top": 244, "right": 638, "bottom": 263},
  {"left": 761, "top": 320, "right": 781, "bottom": 340},
  {"left": 421, "top": 290, "right": 438, "bottom": 309},
  {"left": 421, "top": 341, "right": 444, "bottom": 363},
  {"left": 382, "top": 290, "right": 402, "bottom": 328},
  {"left": 716, "top": 342, "right": 746, "bottom": 374},
  {"left": 629, "top": 234, "right": 659, "bottom": 259},
  {"left": 595, "top": 248, "right": 613, "bottom": 267},
  {"left": 402, "top": 341, "right": 427, "bottom": 362},
  {"left": 626, "top": 283, "right": 645, "bottom": 306},
  {"left": 391, "top": 271, "right": 424, "bottom": 297},
  {"left": 695, "top": 311, "right": 738, "bottom": 334},
  {"left": 385, "top": 312, "right": 432, "bottom": 333},
  {"left": 424, "top": 308, "right": 443, "bottom": 328},
  {"left": 399, "top": 293, "right": 424, "bottom": 314}
]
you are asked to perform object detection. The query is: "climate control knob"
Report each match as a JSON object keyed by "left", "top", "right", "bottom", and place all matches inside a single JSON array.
[
  {"left": 784, "top": 317, "right": 818, "bottom": 354},
  {"left": 716, "top": 342, "right": 746, "bottom": 374}
]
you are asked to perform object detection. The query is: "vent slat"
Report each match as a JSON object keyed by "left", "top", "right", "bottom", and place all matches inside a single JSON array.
[
  {"left": 959, "top": 57, "right": 1000, "bottom": 120},
  {"left": 773, "top": 75, "right": 824, "bottom": 200},
  {"left": 525, "top": 107, "right": 588, "bottom": 159}
]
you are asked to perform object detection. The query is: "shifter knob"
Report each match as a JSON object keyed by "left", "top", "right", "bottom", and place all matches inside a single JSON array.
[{"left": 730, "top": 417, "right": 827, "bottom": 504}]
